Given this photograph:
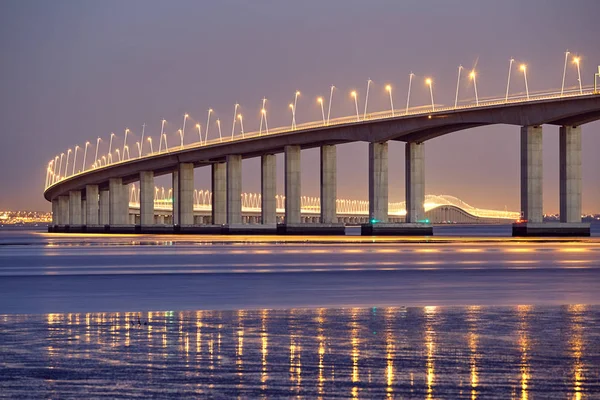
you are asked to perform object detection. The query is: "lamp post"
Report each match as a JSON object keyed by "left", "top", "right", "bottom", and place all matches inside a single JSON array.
[
  {"left": 261, "top": 108, "right": 269, "bottom": 135},
  {"left": 94, "top": 138, "right": 100, "bottom": 168},
  {"left": 231, "top": 104, "right": 239, "bottom": 139},
  {"left": 72, "top": 145, "right": 79, "bottom": 176},
  {"left": 455, "top": 65, "right": 463, "bottom": 108},
  {"left": 289, "top": 104, "right": 295, "bottom": 129},
  {"left": 426, "top": 78, "right": 435, "bottom": 112},
  {"left": 65, "top": 149, "right": 71, "bottom": 177},
  {"left": 108, "top": 133, "right": 115, "bottom": 163},
  {"left": 317, "top": 97, "right": 325, "bottom": 125},
  {"left": 363, "top": 79, "right": 372, "bottom": 119},
  {"left": 82, "top": 141, "right": 89, "bottom": 172},
  {"left": 385, "top": 85, "right": 394, "bottom": 117},
  {"left": 147, "top": 137, "right": 153, "bottom": 154},
  {"left": 123, "top": 128, "right": 129, "bottom": 158},
  {"left": 561, "top": 51, "right": 570, "bottom": 96},
  {"left": 327, "top": 85, "right": 334, "bottom": 125},
  {"left": 204, "top": 109, "right": 212, "bottom": 144},
  {"left": 216, "top": 119, "right": 222, "bottom": 141},
  {"left": 101, "top": 156, "right": 106, "bottom": 167},
  {"left": 136, "top": 141, "right": 141, "bottom": 158},
  {"left": 140, "top": 123, "right": 145, "bottom": 155},
  {"left": 238, "top": 114, "right": 244, "bottom": 137},
  {"left": 181, "top": 114, "right": 188, "bottom": 148},
  {"left": 520, "top": 64, "right": 529, "bottom": 100},
  {"left": 505, "top": 58, "right": 514, "bottom": 102},
  {"left": 159, "top": 119, "right": 166, "bottom": 152},
  {"left": 351, "top": 91, "right": 359, "bottom": 121},
  {"left": 53, "top": 155, "right": 59, "bottom": 183},
  {"left": 573, "top": 57, "right": 583, "bottom": 94},
  {"left": 115, "top": 148, "right": 121, "bottom": 162},
  {"left": 196, "top": 124, "right": 202, "bottom": 143},
  {"left": 259, "top": 98, "right": 266, "bottom": 135},
  {"left": 470, "top": 70, "right": 479, "bottom": 106},
  {"left": 293, "top": 91, "right": 300, "bottom": 128},
  {"left": 178, "top": 129, "right": 183, "bottom": 147},
  {"left": 124, "top": 145, "right": 130, "bottom": 160},
  {"left": 406, "top": 72, "right": 415, "bottom": 114},
  {"left": 162, "top": 134, "right": 169, "bottom": 152}
]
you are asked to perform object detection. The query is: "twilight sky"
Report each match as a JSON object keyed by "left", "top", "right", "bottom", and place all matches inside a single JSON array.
[{"left": 1, "top": 0, "right": 599, "bottom": 212}]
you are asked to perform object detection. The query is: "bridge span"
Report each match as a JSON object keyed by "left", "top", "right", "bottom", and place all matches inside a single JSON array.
[{"left": 44, "top": 86, "right": 600, "bottom": 236}]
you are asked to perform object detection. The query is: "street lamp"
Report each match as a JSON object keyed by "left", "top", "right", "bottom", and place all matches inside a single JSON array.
[
  {"left": 231, "top": 104, "right": 239, "bottom": 139},
  {"left": 195, "top": 123, "right": 202, "bottom": 143},
  {"left": 65, "top": 149, "right": 71, "bottom": 178},
  {"left": 72, "top": 145, "right": 79, "bottom": 176},
  {"left": 204, "top": 109, "right": 213, "bottom": 144},
  {"left": 101, "top": 156, "right": 106, "bottom": 167},
  {"left": 520, "top": 64, "right": 529, "bottom": 100},
  {"left": 561, "top": 51, "right": 570, "bottom": 96},
  {"left": 364, "top": 79, "right": 372, "bottom": 119},
  {"left": 259, "top": 98, "right": 268, "bottom": 135},
  {"left": 123, "top": 128, "right": 129, "bottom": 158},
  {"left": 455, "top": 65, "right": 463, "bottom": 108},
  {"left": 140, "top": 123, "right": 146, "bottom": 155},
  {"left": 385, "top": 85, "right": 394, "bottom": 117},
  {"left": 216, "top": 119, "right": 222, "bottom": 141},
  {"left": 82, "top": 141, "right": 89, "bottom": 172},
  {"left": 425, "top": 78, "right": 435, "bottom": 112},
  {"left": 94, "top": 138, "right": 101, "bottom": 168},
  {"left": 108, "top": 133, "right": 115, "bottom": 163},
  {"left": 136, "top": 141, "right": 141, "bottom": 158},
  {"left": 351, "top": 91, "right": 359, "bottom": 121},
  {"left": 162, "top": 133, "right": 169, "bottom": 152},
  {"left": 289, "top": 104, "right": 295, "bottom": 129},
  {"left": 293, "top": 91, "right": 300, "bottom": 128},
  {"left": 181, "top": 114, "right": 188, "bottom": 148},
  {"left": 573, "top": 57, "right": 583, "bottom": 94},
  {"left": 406, "top": 72, "right": 415, "bottom": 114},
  {"left": 124, "top": 145, "right": 130, "bottom": 160},
  {"left": 317, "top": 97, "right": 325, "bottom": 125},
  {"left": 595, "top": 66, "right": 600, "bottom": 93},
  {"left": 115, "top": 148, "right": 121, "bottom": 162},
  {"left": 505, "top": 58, "right": 514, "bottom": 102},
  {"left": 53, "top": 155, "right": 59, "bottom": 183},
  {"left": 470, "top": 70, "right": 479, "bottom": 106},
  {"left": 327, "top": 85, "right": 335, "bottom": 125},
  {"left": 159, "top": 119, "right": 166, "bottom": 152},
  {"left": 261, "top": 108, "right": 269, "bottom": 135},
  {"left": 178, "top": 129, "right": 183, "bottom": 147},
  {"left": 147, "top": 137, "right": 153, "bottom": 153}
]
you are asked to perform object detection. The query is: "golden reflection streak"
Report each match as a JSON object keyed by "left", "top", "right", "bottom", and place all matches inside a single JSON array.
[
  {"left": 350, "top": 308, "right": 360, "bottom": 399},
  {"left": 467, "top": 306, "right": 481, "bottom": 400},
  {"left": 195, "top": 310, "right": 203, "bottom": 363},
  {"left": 424, "top": 306, "right": 437, "bottom": 400},
  {"left": 385, "top": 307, "right": 396, "bottom": 399},
  {"left": 569, "top": 304, "right": 586, "bottom": 400},
  {"left": 261, "top": 309, "right": 269, "bottom": 389},
  {"left": 517, "top": 305, "right": 532, "bottom": 400},
  {"left": 317, "top": 308, "right": 326, "bottom": 397},
  {"left": 237, "top": 309, "right": 245, "bottom": 379}
]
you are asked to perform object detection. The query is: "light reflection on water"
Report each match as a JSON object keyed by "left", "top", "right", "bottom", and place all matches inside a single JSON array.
[{"left": 1, "top": 306, "right": 599, "bottom": 398}]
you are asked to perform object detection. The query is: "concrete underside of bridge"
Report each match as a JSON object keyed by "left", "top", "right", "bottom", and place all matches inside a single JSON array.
[{"left": 512, "top": 222, "right": 591, "bottom": 237}]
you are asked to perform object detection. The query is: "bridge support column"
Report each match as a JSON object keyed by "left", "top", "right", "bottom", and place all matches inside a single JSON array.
[
  {"left": 51, "top": 198, "right": 59, "bottom": 225},
  {"left": 85, "top": 185, "right": 99, "bottom": 225},
  {"left": 520, "top": 125, "right": 543, "bottom": 223},
  {"left": 68, "top": 191, "right": 82, "bottom": 225},
  {"left": 58, "top": 195, "right": 69, "bottom": 225},
  {"left": 261, "top": 154, "right": 277, "bottom": 225},
  {"left": 177, "top": 163, "right": 194, "bottom": 226},
  {"left": 368, "top": 142, "right": 388, "bottom": 223},
  {"left": 285, "top": 145, "right": 301, "bottom": 224},
  {"left": 320, "top": 145, "right": 337, "bottom": 223},
  {"left": 226, "top": 155, "right": 242, "bottom": 225},
  {"left": 406, "top": 142, "right": 425, "bottom": 223},
  {"left": 109, "top": 178, "right": 127, "bottom": 225},
  {"left": 140, "top": 171, "right": 155, "bottom": 227},
  {"left": 212, "top": 162, "right": 226, "bottom": 225},
  {"left": 560, "top": 126, "right": 582, "bottom": 223},
  {"left": 172, "top": 170, "right": 179, "bottom": 225},
  {"left": 81, "top": 200, "right": 87, "bottom": 225},
  {"left": 99, "top": 189, "right": 109, "bottom": 225}
]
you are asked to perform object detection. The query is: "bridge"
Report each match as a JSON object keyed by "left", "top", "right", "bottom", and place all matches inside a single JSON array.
[{"left": 44, "top": 65, "right": 600, "bottom": 236}]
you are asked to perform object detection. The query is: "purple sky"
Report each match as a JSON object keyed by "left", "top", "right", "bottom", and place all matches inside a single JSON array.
[{"left": 1, "top": 0, "right": 599, "bottom": 212}]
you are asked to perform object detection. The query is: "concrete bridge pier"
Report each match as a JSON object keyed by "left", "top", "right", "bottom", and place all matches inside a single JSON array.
[
  {"left": 172, "top": 170, "right": 179, "bottom": 226},
  {"left": 109, "top": 178, "right": 128, "bottom": 226},
  {"left": 81, "top": 200, "right": 86, "bottom": 225},
  {"left": 69, "top": 191, "right": 82, "bottom": 226},
  {"left": 261, "top": 154, "right": 277, "bottom": 225},
  {"left": 284, "top": 145, "right": 301, "bottom": 224},
  {"left": 51, "top": 198, "right": 59, "bottom": 226},
  {"left": 99, "top": 189, "right": 109, "bottom": 225},
  {"left": 177, "top": 163, "right": 194, "bottom": 228},
  {"left": 513, "top": 125, "right": 589, "bottom": 236},
  {"left": 320, "top": 145, "right": 337, "bottom": 224},
  {"left": 139, "top": 171, "right": 154, "bottom": 229},
  {"left": 58, "top": 195, "right": 69, "bottom": 225},
  {"left": 212, "top": 162, "right": 226, "bottom": 225},
  {"left": 85, "top": 185, "right": 99, "bottom": 225},
  {"left": 226, "top": 155, "right": 242, "bottom": 226}
]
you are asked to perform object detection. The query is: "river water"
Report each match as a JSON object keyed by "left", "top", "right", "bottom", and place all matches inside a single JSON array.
[{"left": 0, "top": 227, "right": 599, "bottom": 398}]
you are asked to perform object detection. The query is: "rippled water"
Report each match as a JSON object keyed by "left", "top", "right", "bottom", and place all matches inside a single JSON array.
[{"left": 1, "top": 306, "right": 599, "bottom": 398}]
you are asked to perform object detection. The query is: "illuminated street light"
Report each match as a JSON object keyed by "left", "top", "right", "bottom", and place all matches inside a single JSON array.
[
  {"left": 573, "top": 57, "right": 583, "bottom": 94},
  {"left": 406, "top": 72, "right": 415, "bottom": 114},
  {"left": 124, "top": 145, "right": 130, "bottom": 160},
  {"left": 140, "top": 123, "right": 146, "bottom": 155},
  {"left": 136, "top": 141, "right": 141, "bottom": 158},
  {"left": 195, "top": 123, "right": 202, "bottom": 143},
  {"left": 505, "top": 58, "right": 514, "bottom": 102},
  {"left": 520, "top": 64, "right": 529, "bottom": 100},
  {"left": 94, "top": 138, "right": 101, "bottom": 169},
  {"left": 293, "top": 91, "right": 300, "bottom": 128},
  {"left": 425, "top": 78, "right": 435, "bottom": 112},
  {"left": 238, "top": 114, "right": 244, "bottom": 138},
  {"left": 162, "top": 133, "right": 169, "bottom": 152},
  {"left": 72, "top": 145, "right": 79, "bottom": 176},
  {"left": 327, "top": 85, "right": 335, "bottom": 125},
  {"left": 231, "top": 104, "right": 239, "bottom": 139},
  {"left": 561, "top": 51, "right": 570, "bottom": 96},
  {"left": 261, "top": 108, "right": 269, "bottom": 135},
  {"left": 123, "top": 128, "right": 129, "bottom": 158},
  {"left": 204, "top": 109, "right": 213, "bottom": 144},
  {"left": 351, "top": 91, "right": 359, "bottom": 122},
  {"left": 101, "top": 156, "right": 106, "bottom": 167},
  {"left": 65, "top": 149, "right": 71, "bottom": 178},
  {"left": 108, "top": 133, "right": 115, "bottom": 163},
  {"left": 115, "top": 148, "right": 121, "bottom": 162},
  {"left": 53, "top": 155, "right": 59, "bottom": 183},
  {"left": 455, "top": 65, "right": 463, "bottom": 108},
  {"left": 216, "top": 119, "right": 222, "bottom": 142},
  {"left": 147, "top": 137, "right": 153, "bottom": 154},
  {"left": 363, "top": 79, "right": 372, "bottom": 119},
  {"left": 259, "top": 98, "right": 267, "bottom": 135},
  {"left": 385, "top": 85, "right": 394, "bottom": 117},
  {"left": 181, "top": 114, "right": 188, "bottom": 148},
  {"left": 178, "top": 129, "right": 183, "bottom": 147},
  {"left": 289, "top": 104, "right": 295, "bottom": 129},
  {"left": 159, "top": 119, "right": 166, "bottom": 152},
  {"left": 83, "top": 141, "right": 90, "bottom": 172},
  {"left": 470, "top": 70, "right": 479, "bottom": 106},
  {"left": 317, "top": 97, "right": 325, "bottom": 125}
]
